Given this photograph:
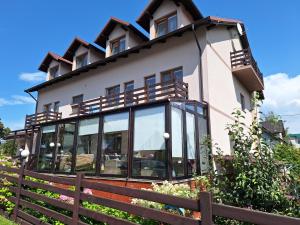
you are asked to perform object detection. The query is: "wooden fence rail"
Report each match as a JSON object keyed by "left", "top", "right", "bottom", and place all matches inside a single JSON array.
[{"left": 0, "top": 165, "right": 299, "bottom": 225}]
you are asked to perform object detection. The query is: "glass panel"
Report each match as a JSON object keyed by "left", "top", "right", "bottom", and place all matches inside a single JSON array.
[
  {"left": 161, "top": 72, "right": 172, "bottom": 83},
  {"left": 119, "top": 38, "right": 126, "bottom": 52},
  {"left": 38, "top": 125, "right": 56, "bottom": 171},
  {"left": 125, "top": 82, "right": 134, "bottom": 105},
  {"left": 72, "top": 95, "right": 83, "bottom": 105},
  {"left": 171, "top": 107, "right": 184, "bottom": 177},
  {"left": 49, "top": 66, "right": 59, "bottom": 78},
  {"left": 157, "top": 20, "right": 168, "bottom": 37},
  {"left": 186, "top": 112, "right": 196, "bottom": 175},
  {"left": 106, "top": 86, "right": 120, "bottom": 106},
  {"left": 145, "top": 76, "right": 156, "bottom": 100},
  {"left": 101, "top": 112, "right": 129, "bottom": 175},
  {"left": 76, "top": 118, "right": 99, "bottom": 172},
  {"left": 174, "top": 68, "right": 183, "bottom": 81},
  {"left": 168, "top": 15, "right": 177, "bottom": 32},
  {"left": 133, "top": 106, "right": 166, "bottom": 178},
  {"left": 111, "top": 41, "right": 119, "bottom": 55},
  {"left": 55, "top": 123, "right": 76, "bottom": 173},
  {"left": 199, "top": 117, "right": 209, "bottom": 174},
  {"left": 76, "top": 53, "right": 88, "bottom": 68}
]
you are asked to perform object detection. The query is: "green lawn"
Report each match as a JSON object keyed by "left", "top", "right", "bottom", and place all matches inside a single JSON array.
[{"left": 0, "top": 216, "right": 17, "bottom": 225}]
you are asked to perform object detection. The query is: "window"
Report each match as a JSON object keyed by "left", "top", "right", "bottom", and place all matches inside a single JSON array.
[
  {"left": 161, "top": 68, "right": 183, "bottom": 83},
  {"left": 156, "top": 14, "right": 177, "bottom": 37},
  {"left": 55, "top": 123, "right": 76, "bottom": 173},
  {"left": 106, "top": 85, "right": 120, "bottom": 97},
  {"left": 111, "top": 37, "right": 126, "bottom": 55},
  {"left": 106, "top": 85, "right": 120, "bottom": 106},
  {"left": 145, "top": 75, "right": 156, "bottom": 101},
  {"left": 72, "top": 95, "right": 84, "bottom": 105},
  {"left": 133, "top": 106, "right": 166, "bottom": 178},
  {"left": 171, "top": 107, "right": 184, "bottom": 177},
  {"left": 124, "top": 81, "right": 134, "bottom": 92},
  {"left": 101, "top": 112, "right": 129, "bottom": 176},
  {"left": 76, "top": 53, "right": 88, "bottom": 69},
  {"left": 54, "top": 101, "right": 60, "bottom": 113},
  {"left": 124, "top": 81, "right": 134, "bottom": 105},
  {"left": 76, "top": 118, "right": 99, "bottom": 173},
  {"left": 186, "top": 112, "right": 196, "bottom": 175},
  {"left": 240, "top": 94, "right": 246, "bottom": 111},
  {"left": 38, "top": 125, "right": 56, "bottom": 171},
  {"left": 43, "top": 103, "right": 52, "bottom": 112},
  {"left": 49, "top": 66, "right": 59, "bottom": 78},
  {"left": 72, "top": 95, "right": 84, "bottom": 114}
]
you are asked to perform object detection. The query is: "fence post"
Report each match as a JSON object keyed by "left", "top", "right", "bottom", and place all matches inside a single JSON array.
[
  {"left": 13, "top": 164, "right": 25, "bottom": 221},
  {"left": 73, "top": 173, "right": 84, "bottom": 225},
  {"left": 200, "top": 192, "right": 213, "bottom": 225}
]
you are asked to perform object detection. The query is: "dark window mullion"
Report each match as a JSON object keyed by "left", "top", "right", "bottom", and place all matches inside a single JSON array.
[
  {"left": 96, "top": 115, "right": 104, "bottom": 176},
  {"left": 166, "top": 103, "right": 172, "bottom": 180},
  {"left": 71, "top": 120, "right": 79, "bottom": 174}
]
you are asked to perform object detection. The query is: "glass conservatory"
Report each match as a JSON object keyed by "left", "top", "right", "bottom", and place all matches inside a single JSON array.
[{"left": 35, "top": 100, "right": 209, "bottom": 180}]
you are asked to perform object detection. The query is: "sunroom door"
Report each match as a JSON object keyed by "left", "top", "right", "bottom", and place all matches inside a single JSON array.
[
  {"left": 54, "top": 122, "right": 76, "bottom": 173},
  {"left": 37, "top": 125, "right": 57, "bottom": 171}
]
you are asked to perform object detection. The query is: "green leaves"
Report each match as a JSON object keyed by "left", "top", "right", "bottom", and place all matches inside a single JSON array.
[{"left": 211, "top": 95, "right": 300, "bottom": 223}]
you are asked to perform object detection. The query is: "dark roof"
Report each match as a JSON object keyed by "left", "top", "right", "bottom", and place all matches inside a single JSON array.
[
  {"left": 39, "top": 52, "right": 72, "bottom": 72},
  {"left": 94, "top": 17, "right": 149, "bottom": 48},
  {"left": 262, "top": 120, "right": 285, "bottom": 135},
  {"left": 63, "top": 37, "right": 105, "bottom": 61},
  {"left": 26, "top": 17, "right": 250, "bottom": 93},
  {"left": 137, "top": 0, "right": 204, "bottom": 31}
]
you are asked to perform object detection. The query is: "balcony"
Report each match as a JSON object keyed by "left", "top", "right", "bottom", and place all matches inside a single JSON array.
[
  {"left": 78, "top": 79, "right": 189, "bottom": 115},
  {"left": 231, "top": 48, "right": 264, "bottom": 92},
  {"left": 25, "top": 111, "right": 62, "bottom": 129}
]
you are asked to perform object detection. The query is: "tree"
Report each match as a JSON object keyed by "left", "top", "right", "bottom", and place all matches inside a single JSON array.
[
  {"left": 211, "top": 101, "right": 300, "bottom": 223},
  {"left": 0, "top": 118, "right": 10, "bottom": 139},
  {"left": 263, "top": 111, "right": 281, "bottom": 125}
]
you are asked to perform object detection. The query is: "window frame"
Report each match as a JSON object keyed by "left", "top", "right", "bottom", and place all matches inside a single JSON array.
[
  {"left": 49, "top": 65, "right": 59, "bottom": 79},
  {"left": 43, "top": 103, "right": 52, "bottom": 112},
  {"left": 110, "top": 36, "right": 126, "bottom": 55},
  {"left": 155, "top": 12, "right": 178, "bottom": 37},
  {"left": 53, "top": 101, "right": 60, "bottom": 113},
  {"left": 161, "top": 67, "right": 183, "bottom": 84},
  {"left": 75, "top": 52, "right": 89, "bottom": 69}
]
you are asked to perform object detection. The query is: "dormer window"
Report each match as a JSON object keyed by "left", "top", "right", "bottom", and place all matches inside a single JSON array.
[
  {"left": 156, "top": 13, "right": 177, "bottom": 37},
  {"left": 49, "top": 66, "right": 59, "bottom": 78},
  {"left": 76, "top": 53, "right": 88, "bottom": 69},
  {"left": 111, "top": 36, "right": 126, "bottom": 55}
]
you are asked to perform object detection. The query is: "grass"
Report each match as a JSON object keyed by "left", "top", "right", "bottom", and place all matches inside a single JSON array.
[{"left": 0, "top": 216, "right": 17, "bottom": 225}]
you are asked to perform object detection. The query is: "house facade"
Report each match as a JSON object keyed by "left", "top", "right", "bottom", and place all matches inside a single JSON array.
[{"left": 8, "top": 0, "right": 264, "bottom": 182}]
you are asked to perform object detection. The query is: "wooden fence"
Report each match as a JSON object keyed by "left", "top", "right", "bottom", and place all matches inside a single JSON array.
[{"left": 0, "top": 165, "right": 299, "bottom": 225}]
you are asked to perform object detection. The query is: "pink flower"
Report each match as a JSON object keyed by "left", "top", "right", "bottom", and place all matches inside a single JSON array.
[
  {"left": 83, "top": 188, "right": 93, "bottom": 195},
  {"left": 59, "top": 195, "right": 74, "bottom": 203}
]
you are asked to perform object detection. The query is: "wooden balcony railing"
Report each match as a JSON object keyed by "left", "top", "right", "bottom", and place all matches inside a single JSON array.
[
  {"left": 230, "top": 48, "right": 264, "bottom": 85},
  {"left": 78, "top": 79, "right": 189, "bottom": 115},
  {"left": 25, "top": 111, "right": 62, "bottom": 129}
]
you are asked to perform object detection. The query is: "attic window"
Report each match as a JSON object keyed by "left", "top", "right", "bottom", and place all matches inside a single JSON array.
[
  {"left": 111, "top": 36, "right": 126, "bottom": 55},
  {"left": 156, "top": 13, "right": 177, "bottom": 37},
  {"left": 49, "top": 66, "right": 59, "bottom": 78},
  {"left": 76, "top": 53, "right": 88, "bottom": 69}
]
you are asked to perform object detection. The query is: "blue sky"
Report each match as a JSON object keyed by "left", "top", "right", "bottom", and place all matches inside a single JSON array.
[{"left": 0, "top": 0, "right": 299, "bottom": 132}]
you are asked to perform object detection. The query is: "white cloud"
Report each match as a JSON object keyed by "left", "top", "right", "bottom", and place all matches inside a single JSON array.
[
  {"left": 19, "top": 71, "right": 46, "bottom": 82},
  {"left": 0, "top": 95, "right": 35, "bottom": 107},
  {"left": 262, "top": 73, "right": 300, "bottom": 133}
]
